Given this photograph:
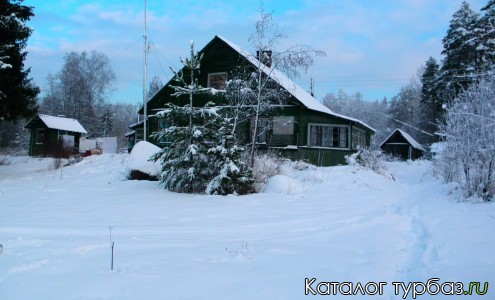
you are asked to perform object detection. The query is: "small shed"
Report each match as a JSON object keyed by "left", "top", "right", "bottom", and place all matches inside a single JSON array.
[
  {"left": 25, "top": 114, "right": 87, "bottom": 157},
  {"left": 380, "top": 129, "right": 425, "bottom": 160}
]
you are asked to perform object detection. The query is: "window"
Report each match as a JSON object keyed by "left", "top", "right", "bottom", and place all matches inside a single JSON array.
[
  {"left": 251, "top": 118, "right": 271, "bottom": 144},
  {"left": 308, "top": 124, "right": 349, "bottom": 148},
  {"left": 159, "top": 119, "right": 173, "bottom": 144},
  {"left": 135, "top": 128, "right": 144, "bottom": 142},
  {"left": 352, "top": 128, "right": 367, "bottom": 149},
  {"left": 36, "top": 129, "right": 45, "bottom": 144},
  {"left": 208, "top": 72, "right": 227, "bottom": 90},
  {"left": 273, "top": 116, "right": 294, "bottom": 135}
]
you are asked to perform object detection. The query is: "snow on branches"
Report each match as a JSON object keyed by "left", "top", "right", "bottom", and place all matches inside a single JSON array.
[{"left": 437, "top": 77, "right": 495, "bottom": 201}]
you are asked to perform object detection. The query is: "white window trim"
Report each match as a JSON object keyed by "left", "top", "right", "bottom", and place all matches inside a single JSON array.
[
  {"left": 307, "top": 123, "right": 350, "bottom": 150},
  {"left": 352, "top": 127, "right": 366, "bottom": 150},
  {"left": 207, "top": 72, "right": 228, "bottom": 89}
]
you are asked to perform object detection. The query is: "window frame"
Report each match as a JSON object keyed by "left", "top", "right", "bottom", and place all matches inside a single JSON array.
[
  {"left": 352, "top": 127, "right": 367, "bottom": 149},
  {"left": 307, "top": 123, "right": 350, "bottom": 149},
  {"left": 207, "top": 72, "right": 228, "bottom": 90},
  {"left": 250, "top": 117, "right": 272, "bottom": 144},
  {"left": 36, "top": 128, "right": 45, "bottom": 145}
]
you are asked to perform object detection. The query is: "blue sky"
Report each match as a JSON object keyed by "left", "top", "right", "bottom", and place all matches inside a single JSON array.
[{"left": 23, "top": 0, "right": 488, "bottom": 105}]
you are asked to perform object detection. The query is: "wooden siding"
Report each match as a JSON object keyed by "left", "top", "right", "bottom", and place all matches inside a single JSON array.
[
  {"left": 28, "top": 127, "right": 81, "bottom": 157},
  {"left": 263, "top": 147, "right": 354, "bottom": 166}
]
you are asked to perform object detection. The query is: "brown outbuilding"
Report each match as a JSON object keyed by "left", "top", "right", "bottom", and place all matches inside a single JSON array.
[{"left": 380, "top": 129, "right": 425, "bottom": 160}]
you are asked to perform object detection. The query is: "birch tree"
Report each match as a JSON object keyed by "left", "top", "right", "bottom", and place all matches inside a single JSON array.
[{"left": 245, "top": 5, "right": 325, "bottom": 166}]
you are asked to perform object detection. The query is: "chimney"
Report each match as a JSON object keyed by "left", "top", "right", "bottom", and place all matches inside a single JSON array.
[{"left": 257, "top": 50, "right": 272, "bottom": 68}]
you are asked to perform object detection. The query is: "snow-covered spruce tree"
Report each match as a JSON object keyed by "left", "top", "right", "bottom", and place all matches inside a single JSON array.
[
  {"left": 151, "top": 103, "right": 253, "bottom": 195},
  {"left": 438, "top": 2, "right": 480, "bottom": 100},
  {"left": 152, "top": 42, "right": 253, "bottom": 195},
  {"left": 437, "top": 77, "right": 495, "bottom": 201},
  {"left": 0, "top": 0, "right": 39, "bottom": 122},
  {"left": 152, "top": 103, "right": 220, "bottom": 193},
  {"left": 478, "top": 3, "right": 495, "bottom": 71},
  {"left": 420, "top": 57, "right": 443, "bottom": 138},
  {"left": 483, "top": 0, "right": 495, "bottom": 10},
  {"left": 205, "top": 113, "right": 254, "bottom": 195}
]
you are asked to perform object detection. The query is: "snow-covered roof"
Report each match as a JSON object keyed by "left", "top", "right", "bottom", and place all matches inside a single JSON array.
[
  {"left": 128, "top": 120, "right": 144, "bottom": 129},
  {"left": 28, "top": 114, "right": 87, "bottom": 134},
  {"left": 216, "top": 36, "right": 376, "bottom": 132},
  {"left": 381, "top": 129, "right": 425, "bottom": 151},
  {"left": 125, "top": 131, "right": 135, "bottom": 137}
]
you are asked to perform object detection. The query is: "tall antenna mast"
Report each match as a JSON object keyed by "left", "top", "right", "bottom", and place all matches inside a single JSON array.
[
  {"left": 143, "top": 0, "right": 148, "bottom": 141},
  {"left": 310, "top": 77, "right": 315, "bottom": 97}
]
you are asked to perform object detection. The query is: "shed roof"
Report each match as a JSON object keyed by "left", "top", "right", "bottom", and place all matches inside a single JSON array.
[
  {"left": 381, "top": 129, "right": 425, "bottom": 151},
  {"left": 25, "top": 114, "right": 87, "bottom": 134}
]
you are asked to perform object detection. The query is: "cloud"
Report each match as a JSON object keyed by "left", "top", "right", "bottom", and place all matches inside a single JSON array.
[{"left": 23, "top": 0, "right": 489, "bottom": 103}]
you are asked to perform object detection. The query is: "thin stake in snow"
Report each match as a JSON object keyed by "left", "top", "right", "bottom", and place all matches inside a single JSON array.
[
  {"left": 110, "top": 241, "right": 115, "bottom": 271},
  {"left": 109, "top": 226, "right": 114, "bottom": 270}
]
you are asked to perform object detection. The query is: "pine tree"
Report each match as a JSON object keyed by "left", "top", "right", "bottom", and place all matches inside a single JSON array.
[
  {"left": 478, "top": 4, "right": 495, "bottom": 71},
  {"left": 438, "top": 2, "right": 480, "bottom": 98},
  {"left": 420, "top": 57, "right": 442, "bottom": 137},
  {"left": 98, "top": 105, "right": 114, "bottom": 137},
  {"left": 0, "top": 0, "right": 39, "bottom": 122},
  {"left": 482, "top": 0, "right": 495, "bottom": 11}
]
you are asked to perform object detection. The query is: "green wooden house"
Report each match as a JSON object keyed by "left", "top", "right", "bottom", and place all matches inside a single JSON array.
[
  {"left": 25, "top": 114, "right": 87, "bottom": 157},
  {"left": 130, "top": 36, "right": 375, "bottom": 166}
]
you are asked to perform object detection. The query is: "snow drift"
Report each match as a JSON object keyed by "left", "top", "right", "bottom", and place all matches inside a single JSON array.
[{"left": 125, "top": 141, "right": 162, "bottom": 180}]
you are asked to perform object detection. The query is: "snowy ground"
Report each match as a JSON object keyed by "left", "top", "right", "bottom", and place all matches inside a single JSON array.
[{"left": 0, "top": 154, "right": 493, "bottom": 299}]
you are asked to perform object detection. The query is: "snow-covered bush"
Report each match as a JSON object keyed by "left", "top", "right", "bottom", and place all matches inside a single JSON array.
[
  {"left": 346, "top": 147, "right": 393, "bottom": 179},
  {"left": 436, "top": 78, "right": 495, "bottom": 201},
  {"left": 250, "top": 152, "right": 289, "bottom": 192},
  {"left": 0, "top": 154, "right": 10, "bottom": 166}
]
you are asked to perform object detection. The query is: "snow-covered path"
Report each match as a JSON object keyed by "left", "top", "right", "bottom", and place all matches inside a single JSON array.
[
  {"left": 0, "top": 155, "right": 493, "bottom": 299},
  {"left": 387, "top": 162, "right": 495, "bottom": 298}
]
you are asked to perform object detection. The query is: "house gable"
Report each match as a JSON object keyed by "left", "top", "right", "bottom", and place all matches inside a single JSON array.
[{"left": 136, "top": 35, "right": 375, "bottom": 166}]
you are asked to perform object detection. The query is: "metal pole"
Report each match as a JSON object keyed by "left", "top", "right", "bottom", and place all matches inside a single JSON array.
[{"left": 143, "top": 0, "right": 148, "bottom": 141}]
